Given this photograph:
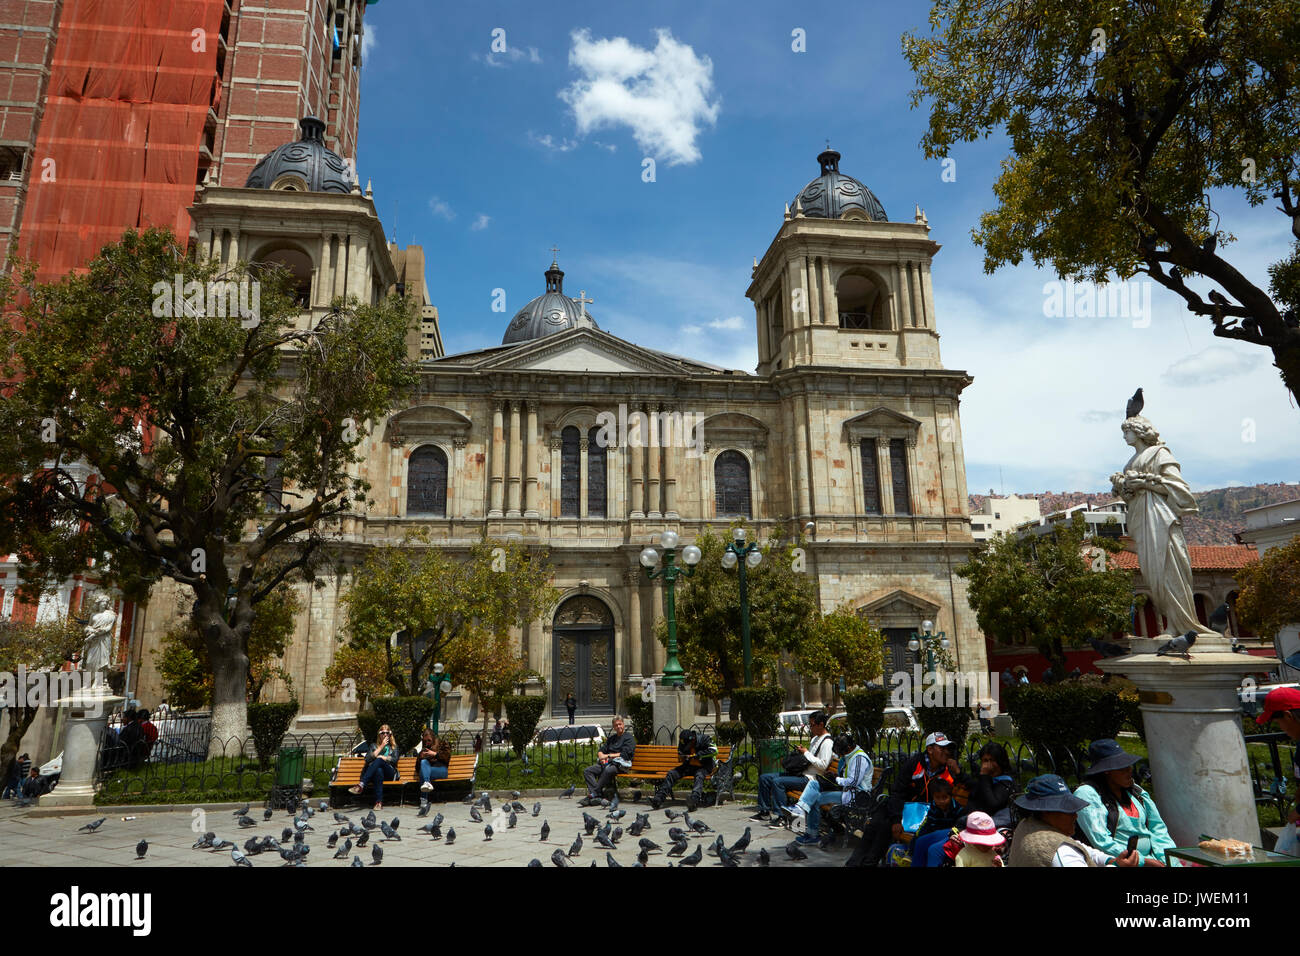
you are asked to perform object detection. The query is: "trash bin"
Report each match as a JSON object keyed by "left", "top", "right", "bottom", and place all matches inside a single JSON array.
[
  {"left": 276, "top": 747, "right": 305, "bottom": 788},
  {"left": 758, "top": 738, "right": 789, "bottom": 777}
]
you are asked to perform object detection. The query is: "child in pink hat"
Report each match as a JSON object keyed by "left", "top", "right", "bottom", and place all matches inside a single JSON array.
[{"left": 953, "top": 811, "right": 1006, "bottom": 867}]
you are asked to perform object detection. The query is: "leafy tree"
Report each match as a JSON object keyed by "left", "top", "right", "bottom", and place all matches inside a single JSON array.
[
  {"left": 659, "top": 525, "right": 820, "bottom": 718},
  {"left": 0, "top": 614, "right": 84, "bottom": 786},
  {"left": 1235, "top": 537, "right": 1300, "bottom": 639},
  {"left": 338, "top": 536, "right": 557, "bottom": 696},
  {"left": 797, "top": 605, "right": 885, "bottom": 711},
  {"left": 0, "top": 229, "right": 417, "bottom": 751},
  {"left": 323, "top": 643, "right": 389, "bottom": 709},
  {"left": 443, "top": 627, "right": 529, "bottom": 738},
  {"left": 957, "top": 514, "right": 1134, "bottom": 674},
  {"left": 904, "top": 1, "right": 1300, "bottom": 404},
  {"left": 154, "top": 585, "right": 303, "bottom": 709}
]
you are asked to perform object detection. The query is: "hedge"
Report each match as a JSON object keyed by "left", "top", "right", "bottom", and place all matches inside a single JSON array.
[
  {"left": 624, "top": 694, "right": 655, "bottom": 744},
  {"left": 247, "top": 700, "right": 299, "bottom": 770},
  {"left": 917, "top": 704, "right": 973, "bottom": 753},
  {"left": 841, "top": 688, "right": 887, "bottom": 751},
  {"left": 1004, "top": 681, "right": 1129, "bottom": 763},
  {"left": 356, "top": 710, "right": 379, "bottom": 744},
  {"left": 505, "top": 695, "right": 547, "bottom": 757},
  {"left": 715, "top": 720, "right": 747, "bottom": 748},
  {"left": 732, "top": 686, "right": 784, "bottom": 740},
  {"left": 373, "top": 696, "right": 434, "bottom": 753}
]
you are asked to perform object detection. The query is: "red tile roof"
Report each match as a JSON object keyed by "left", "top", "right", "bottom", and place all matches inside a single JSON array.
[{"left": 1110, "top": 545, "right": 1259, "bottom": 571}]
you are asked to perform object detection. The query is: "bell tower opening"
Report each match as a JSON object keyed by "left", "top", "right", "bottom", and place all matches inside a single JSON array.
[{"left": 836, "top": 272, "right": 889, "bottom": 331}]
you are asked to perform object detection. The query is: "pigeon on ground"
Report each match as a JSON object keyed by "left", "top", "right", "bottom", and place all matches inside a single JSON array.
[
  {"left": 418, "top": 823, "right": 437, "bottom": 835},
  {"left": 233, "top": 804, "right": 250, "bottom": 817},
  {"left": 481, "top": 796, "right": 492, "bottom": 814},
  {"left": 540, "top": 821, "right": 550, "bottom": 841},
  {"left": 628, "top": 819, "right": 645, "bottom": 837},
  {"left": 231, "top": 847, "right": 252, "bottom": 867},
  {"left": 595, "top": 830, "right": 615, "bottom": 849},
  {"left": 484, "top": 825, "right": 494, "bottom": 841},
  {"left": 638, "top": 837, "right": 661, "bottom": 853},
  {"left": 469, "top": 806, "right": 483, "bottom": 823},
  {"left": 606, "top": 852, "right": 622, "bottom": 868},
  {"left": 560, "top": 784, "right": 576, "bottom": 798},
  {"left": 372, "top": 844, "right": 383, "bottom": 865},
  {"left": 611, "top": 826, "right": 624, "bottom": 844},
  {"left": 244, "top": 837, "right": 262, "bottom": 855},
  {"left": 608, "top": 809, "right": 626, "bottom": 821},
  {"left": 237, "top": 815, "right": 257, "bottom": 828},
  {"left": 583, "top": 813, "right": 598, "bottom": 835},
  {"left": 293, "top": 831, "right": 305, "bottom": 845},
  {"left": 428, "top": 826, "right": 442, "bottom": 839},
  {"left": 528, "top": 859, "right": 542, "bottom": 867},
  {"left": 320, "top": 801, "right": 329, "bottom": 812},
  {"left": 707, "top": 834, "right": 725, "bottom": 856},
  {"left": 668, "top": 826, "right": 687, "bottom": 843},
  {"left": 1125, "top": 387, "right": 1144, "bottom": 419},
  {"left": 1208, "top": 602, "right": 1231, "bottom": 635},
  {"left": 664, "top": 808, "right": 681, "bottom": 821},
  {"left": 193, "top": 832, "right": 215, "bottom": 849},
  {"left": 688, "top": 818, "right": 711, "bottom": 835},
  {"left": 508, "top": 811, "right": 518, "bottom": 829},
  {"left": 551, "top": 849, "right": 570, "bottom": 867},
  {"left": 717, "top": 844, "right": 739, "bottom": 868},
  {"left": 637, "top": 847, "right": 650, "bottom": 866},
  {"left": 431, "top": 812, "right": 444, "bottom": 829},
  {"left": 679, "top": 844, "right": 702, "bottom": 866},
  {"left": 511, "top": 801, "right": 526, "bottom": 813},
  {"left": 609, "top": 794, "right": 620, "bottom": 812},
  {"left": 263, "top": 807, "right": 273, "bottom": 821},
  {"left": 362, "top": 816, "right": 377, "bottom": 830},
  {"left": 729, "top": 827, "right": 752, "bottom": 854},
  {"left": 568, "top": 834, "right": 583, "bottom": 857},
  {"left": 758, "top": 847, "right": 771, "bottom": 866},
  {"left": 380, "top": 822, "right": 400, "bottom": 841},
  {"left": 417, "top": 802, "right": 430, "bottom": 818},
  {"left": 334, "top": 812, "right": 349, "bottom": 824},
  {"left": 333, "top": 839, "right": 353, "bottom": 859},
  {"left": 532, "top": 801, "right": 541, "bottom": 817},
  {"left": 1156, "top": 631, "right": 1197, "bottom": 657},
  {"left": 445, "top": 828, "right": 456, "bottom": 845},
  {"left": 281, "top": 827, "right": 294, "bottom": 843},
  {"left": 78, "top": 818, "right": 106, "bottom": 833},
  {"left": 786, "top": 842, "right": 808, "bottom": 861},
  {"left": 630, "top": 789, "right": 641, "bottom": 802},
  {"left": 667, "top": 840, "right": 689, "bottom": 857},
  {"left": 600, "top": 798, "right": 610, "bottom": 809},
  {"left": 350, "top": 856, "right": 363, "bottom": 868},
  {"left": 389, "top": 817, "right": 399, "bottom": 830},
  {"left": 327, "top": 832, "right": 339, "bottom": 848},
  {"left": 211, "top": 837, "right": 235, "bottom": 850},
  {"left": 356, "top": 830, "right": 370, "bottom": 847},
  {"left": 1087, "top": 636, "right": 1129, "bottom": 658},
  {"left": 135, "top": 840, "right": 148, "bottom": 859}
]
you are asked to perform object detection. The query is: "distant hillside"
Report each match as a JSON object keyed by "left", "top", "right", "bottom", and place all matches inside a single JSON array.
[{"left": 969, "top": 482, "right": 1300, "bottom": 546}]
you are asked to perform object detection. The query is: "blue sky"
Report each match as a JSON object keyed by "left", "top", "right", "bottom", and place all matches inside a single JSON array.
[{"left": 356, "top": 0, "right": 1298, "bottom": 497}]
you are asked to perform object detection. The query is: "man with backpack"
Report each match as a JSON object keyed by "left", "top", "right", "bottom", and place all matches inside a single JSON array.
[
  {"left": 751, "top": 711, "right": 835, "bottom": 842},
  {"left": 651, "top": 728, "right": 718, "bottom": 811}
]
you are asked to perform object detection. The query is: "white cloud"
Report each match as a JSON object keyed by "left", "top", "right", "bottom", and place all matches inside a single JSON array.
[
  {"left": 470, "top": 214, "right": 491, "bottom": 231},
  {"left": 1161, "top": 346, "right": 1259, "bottom": 386},
  {"left": 361, "top": 24, "right": 376, "bottom": 62},
  {"left": 560, "top": 28, "right": 720, "bottom": 166},
  {"left": 479, "top": 46, "right": 542, "bottom": 68},
  {"left": 428, "top": 197, "right": 455, "bottom": 221},
  {"left": 528, "top": 131, "right": 579, "bottom": 153},
  {"left": 709, "top": 316, "right": 744, "bottom": 330}
]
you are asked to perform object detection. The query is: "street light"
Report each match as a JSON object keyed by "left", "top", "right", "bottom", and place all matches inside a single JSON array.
[
  {"left": 721, "top": 526, "right": 763, "bottom": 685},
  {"left": 640, "top": 530, "right": 700, "bottom": 688},
  {"left": 908, "top": 619, "right": 950, "bottom": 674},
  {"left": 431, "top": 662, "right": 453, "bottom": 735}
]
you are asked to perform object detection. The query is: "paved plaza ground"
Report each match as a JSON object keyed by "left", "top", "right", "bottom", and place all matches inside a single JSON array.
[{"left": 0, "top": 791, "right": 849, "bottom": 868}]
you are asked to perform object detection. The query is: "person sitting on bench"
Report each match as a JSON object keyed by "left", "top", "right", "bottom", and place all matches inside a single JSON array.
[
  {"left": 651, "top": 729, "right": 717, "bottom": 811},
  {"left": 579, "top": 716, "right": 634, "bottom": 806},
  {"left": 349, "top": 724, "right": 399, "bottom": 810}
]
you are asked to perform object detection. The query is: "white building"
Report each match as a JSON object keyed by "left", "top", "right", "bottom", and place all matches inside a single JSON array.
[
  {"left": 969, "top": 493, "right": 1041, "bottom": 541},
  {"left": 1238, "top": 498, "right": 1300, "bottom": 678}
]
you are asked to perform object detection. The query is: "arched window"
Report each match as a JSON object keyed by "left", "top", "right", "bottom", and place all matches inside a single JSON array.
[
  {"left": 587, "top": 426, "right": 606, "bottom": 518},
  {"left": 714, "top": 451, "right": 752, "bottom": 518},
  {"left": 836, "top": 273, "right": 889, "bottom": 330},
  {"left": 406, "top": 445, "right": 447, "bottom": 516},
  {"left": 560, "top": 426, "right": 580, "bottom": 517}
]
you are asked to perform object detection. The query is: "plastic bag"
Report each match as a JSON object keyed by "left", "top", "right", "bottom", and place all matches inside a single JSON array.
[
  {"left": 1277, "top": 821, "right": 1299, "bottom": 857},
  {"left": 902, "top": 802, "right": 928, "bottom": 833}
]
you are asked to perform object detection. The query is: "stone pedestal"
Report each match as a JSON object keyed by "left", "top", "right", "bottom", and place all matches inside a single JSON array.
[
  {"left": 40, "top": 682, "right": 124, "bottom": 809},
  {"left": 652, "top": 686, "right": 696, "bottom": 744},
  {"left": 1098, "top": 640, "right": 1268, "bottom": 848}
]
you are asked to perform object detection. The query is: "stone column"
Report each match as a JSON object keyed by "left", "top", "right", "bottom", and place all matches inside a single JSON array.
[
  {"left": 909, "top": 260, "right": 924, "bottom": 329},
  {"left": 663, "top": 422, "right": 679, "bottom": 520},
  {"left": 820, "top": 258, "right": 835, "bottom": 326},
  {"left": 651, "top": 583, "right": 665, "bottom": 674},
  {"left": 524, "top": 403, "right": 539, "bottom": 518},
  {"left": 805, "top": 256, "right": 821, "bottom": 327},
  {"left": 646, "top": 406, "right": 662, "bottom": 520},
  {"left": 794, "top": 395, "right": 813, "bottom": 518},
  {"left": 578, "top": 436, "right": 589, "bottom": 519},
  {"left": 389, "top": 438, "right": 405, "bottom": 516},
  {"left": 451, "top": 437, "right": 467, "bottom": 518},
  {"left": 507, "top": 401, "right": 522, "bottom": 517},
  {"left": 920, "top": 261, "right": 937, "bottom": 328},
  {"left": 41, "top": 684, "right": 124, "bottom": 808},
  {"left": 629, "top": 414, "right": 645, "bottom": 519},
  {"left": 333, "top": 235, "right": 347, "bottom": 300},
  {"left": 549, "top": 436, "right": 562, "bottom": 518},
  {"left": 626, "top": 569, "right": 643, "bottom": 679},
  {"left": 895, "top": 262, "right": 912, "bottom": 331},
  {"left": 489, "top": 401, "right": 505, "bottom": 517},
  {"left": 227, "top": 230, "right": 239, "bottom": 267},
  {"left": 787, "top": 259, "right": 807, "bottom": 363},
  {"left": 527, "top": 616, "right": 544, "bottom": 675},
  {"left": 877, "top": 440, "right": 895, "bottom": 514},
  {"left": 315, "top": 235, "right": 330, "bottom": 308}
]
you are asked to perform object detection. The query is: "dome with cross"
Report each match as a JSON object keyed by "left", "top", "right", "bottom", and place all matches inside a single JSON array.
[
  {"left": 502, "top": 253, "right": 600, "bottom": 345},
  {"left": 792, "top": 146, "right": 888, "bottom": 221}
]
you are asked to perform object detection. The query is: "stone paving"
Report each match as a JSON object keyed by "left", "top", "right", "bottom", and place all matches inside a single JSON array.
[{"left": 0, "top": 792, "right": 851, "bottom": 868}]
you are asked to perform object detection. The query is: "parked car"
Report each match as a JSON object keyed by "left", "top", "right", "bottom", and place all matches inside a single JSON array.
[
  {"left": 827, "top": 705, "right": 921, "bottom": 736},
  {"left": 534, "top": 724, "right": 605, "bottom": 746},
  {"left": 777, "top": 709, "right": 817, "bottom": 736}
]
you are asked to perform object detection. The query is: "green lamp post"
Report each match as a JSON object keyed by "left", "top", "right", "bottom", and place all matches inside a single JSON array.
[
  {"left": 908, "top": 620, "right": 949, "bottom": 675},
  {"left": 639, "top": 530, "right": 701, "bottom": 688},
  {"left": 721, "top": 527, "right": 764, "bottom": 686}
]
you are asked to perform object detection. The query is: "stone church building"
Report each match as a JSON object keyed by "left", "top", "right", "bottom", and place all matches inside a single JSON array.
[{"left": 133, "top": 128, "right": 985, "bottom": 727}]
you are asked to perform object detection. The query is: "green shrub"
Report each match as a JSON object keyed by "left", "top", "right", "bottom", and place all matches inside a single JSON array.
[
  {"left": 733, "top": 686, "right": 784, "bottom": 740},
  {"left": 715, "top": 720, "right": 747, "bottom": 748},
  {"left": 247, "top": 700, "right": 299, "bottom": 770},
  {"left": 842, "top": 688, "right": 887, "bottom": 751},
  {"left": 916, "top": 704, "right": 973, "bottom": 753},
  {"left": 373, "top": 696, "right": 434, "bottom": 753},
  {"left": 505, "top": 695, "right": 547, "bottom": 757},
  {"left": 1004, "top": 681, "right": 1128, "bottom": 763},
  {"left": 624, "top": 694, "right": 655, "bottom": 744},
  {"left": 356, "top": 710, "right": 379, "bottom": 744}
]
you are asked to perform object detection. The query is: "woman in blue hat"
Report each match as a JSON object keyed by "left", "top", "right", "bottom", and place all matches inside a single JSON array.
[
  {"left": 1006, "top": 774, "right": 1140, "bottom": 867},
  {"left": 1073, "top": 739, "right": 1177, "bottom": 867}
]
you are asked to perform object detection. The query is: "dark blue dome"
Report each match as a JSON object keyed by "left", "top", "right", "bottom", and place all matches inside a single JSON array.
[
  {"left": 503, "top": 259, "right": 599, "bottom": 345},
  {"left": 245, "top": 117, "right": 355, "bottom": 194},
  {"left": 793, "top": 148, "right": 887, "bottom": 221}
]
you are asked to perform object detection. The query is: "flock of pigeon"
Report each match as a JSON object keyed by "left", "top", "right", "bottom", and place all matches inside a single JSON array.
[{"left": 73, "top": 784, "right": 811, "bottom": 867}]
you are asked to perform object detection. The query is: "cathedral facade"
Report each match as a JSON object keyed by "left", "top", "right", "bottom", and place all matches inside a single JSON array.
[{"left": 133, "top": 134, "right": 986, "bottom": 726}]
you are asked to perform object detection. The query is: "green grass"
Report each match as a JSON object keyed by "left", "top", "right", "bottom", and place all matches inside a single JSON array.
[{"left": 95, "top": 752, "right": 342, "bottom": 806}]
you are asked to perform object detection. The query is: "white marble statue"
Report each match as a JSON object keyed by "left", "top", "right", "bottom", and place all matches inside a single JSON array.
[
  {"left": 81, "top": 593, "right": 117, "bottom": 675},
  {"left": 1109, "top": 416, "right": 1201, "bottom": 637}
]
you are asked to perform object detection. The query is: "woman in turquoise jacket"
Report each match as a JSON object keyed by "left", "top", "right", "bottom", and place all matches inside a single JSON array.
[{"left": 1073, "top": 739, "right": 1177, "bottom": 867}]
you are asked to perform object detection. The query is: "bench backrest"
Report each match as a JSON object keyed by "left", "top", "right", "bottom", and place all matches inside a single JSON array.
[
  {"left": 332, "top": 754, "right": 477, "bottom": 784},
  {"left": 624, "top": 744, "right": 733, "bottom": 772}
]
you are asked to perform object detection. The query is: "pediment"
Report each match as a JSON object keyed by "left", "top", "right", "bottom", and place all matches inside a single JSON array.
[
  {"left": 384, "top": 404, "right": 471, "bottom": 443},
  {"left": 698, "top": 411, "right": 769, "bottom": 450},
  {"left": 856, "top": 589, "right": 940, "bottom": 626},
  {"left": 842, "top": 406, "right": 922, "bottom": 439},
  {"left": 471, "top": 328, "right": 692, "bottom": 376}
]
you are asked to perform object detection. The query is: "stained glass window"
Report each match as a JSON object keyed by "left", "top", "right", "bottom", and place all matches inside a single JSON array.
[
  {"left": 560, "top": 426, "right": 580, "bottom": 517},
  {"left": 860, "top": 438, "right": 880, "bottom": 514},
  {"left": 406, "top": 445, "right": 447, "bottom": 516},
  {"left": 714, "top": 450, "right": 752, "bottom": 518},
  {"left": 889, "top": 438, "right": 911, "bottom": 515},
  {"left": 587, "top": 426, "right": 606, "bottom": 517}
]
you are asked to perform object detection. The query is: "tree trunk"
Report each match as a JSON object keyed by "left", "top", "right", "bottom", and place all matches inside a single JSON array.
[
  {"left": 713, "top": 699, "right": 722, "bottom": 722},
  {"left": 1273, "top": 340, "right": 1300, "bottom": 411},
  {"left": 0, "top": 705, "right": 38, "bottom": 785},
  {"left": 200, "top": 608, "right": 251, "bottom": 758}
]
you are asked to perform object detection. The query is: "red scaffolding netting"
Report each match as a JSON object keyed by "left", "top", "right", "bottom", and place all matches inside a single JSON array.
[{"left": 17, "top": 0, "right": 225, "bottom": 281}]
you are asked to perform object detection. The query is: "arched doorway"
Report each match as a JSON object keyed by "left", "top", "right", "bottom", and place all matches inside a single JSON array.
[{"left": 552, "top": 595, "right": 614, "bottom": 716}]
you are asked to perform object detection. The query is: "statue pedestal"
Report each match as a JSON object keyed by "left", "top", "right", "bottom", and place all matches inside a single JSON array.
[
  {"left": 40, "top": 681, "right": 124, "bottom": 809},
  {"left": 1098, "top": 644, "right": 1268, "bottom": 848},
  {"left": 652, "top": 686, "right": 696, "bottom": 744}
]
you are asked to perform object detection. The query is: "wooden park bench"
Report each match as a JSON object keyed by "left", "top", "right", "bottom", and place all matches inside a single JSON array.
[
  {"left": 616, "top": 745, "right": 734, "bottom": 802},
  {"left": 329, "top": 753, "right": 478, "bottom": 807}
]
